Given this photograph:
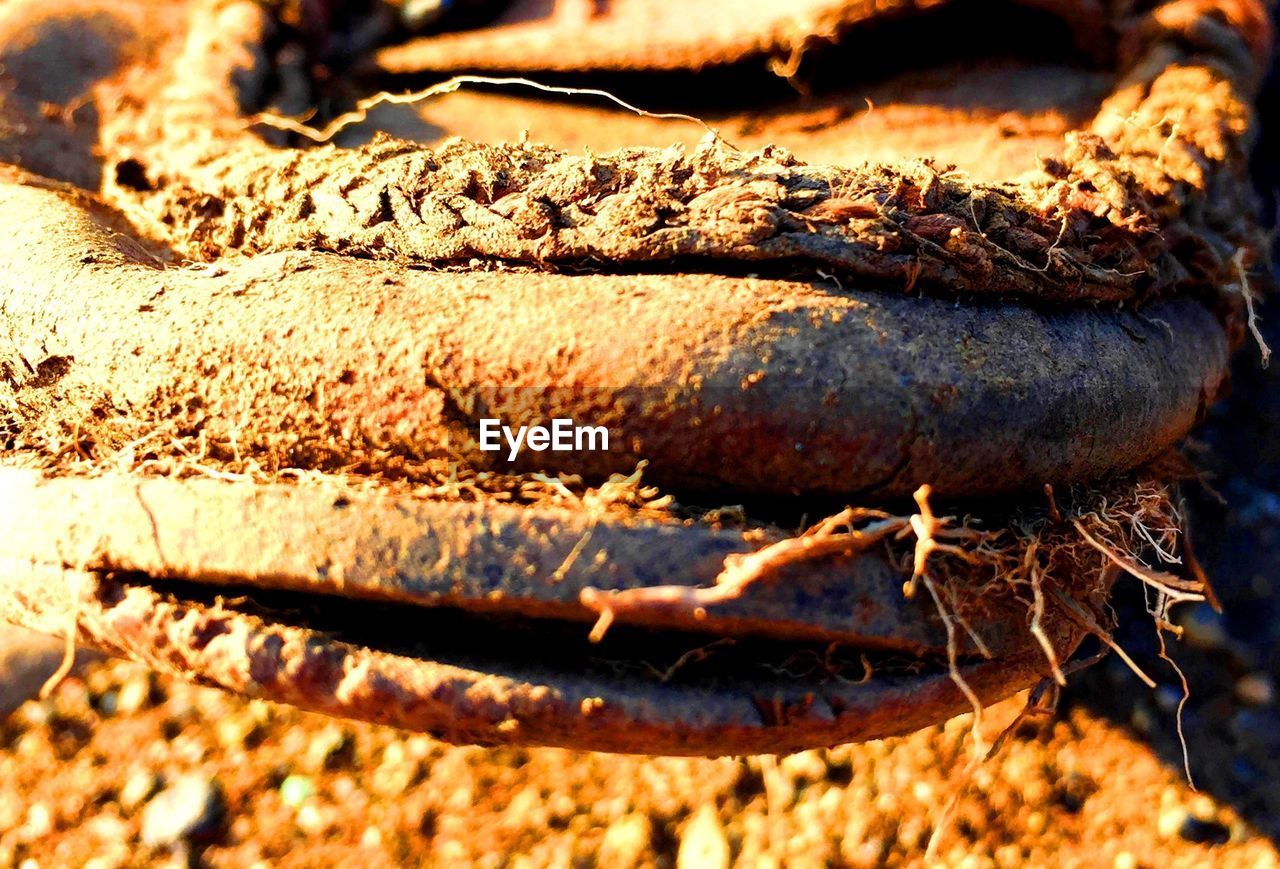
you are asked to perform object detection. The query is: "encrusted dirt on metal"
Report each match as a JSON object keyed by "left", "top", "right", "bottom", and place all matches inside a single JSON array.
[
  {"left": 104, "top": 2, "right": 1262, "bottom": 306},
  {"left": 0, "top": 0, "right": 1268, "bottom": 754}
]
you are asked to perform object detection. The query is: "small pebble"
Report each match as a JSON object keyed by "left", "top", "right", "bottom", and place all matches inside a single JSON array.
[
  {"left": 86, "top": 814, "right": 130, "bottom": 842},
  {"left": 1113, "top": 852, "right": 1137, "bottom": 869},
  {"left": 280, "top": 775, "right": 316, "bottom": 808},
  {"left": 779, "top": 749, "right": 826, "bottom": 783},
  {"left": 217, "top": 713, "right": 260, "bottom": 749},
  {"left": 331, "top": 775, "right": 358, "bottom": 803},
  {"left": 1054, "top": 772, "right": 1094, "bottom": 814},
  {"left": 141, "top": 775, "right": 225, "bottom": 848},
  {"left": 677, "top": 805, "right": 729, "bottom": 869},
  {"left": 17, "top": 700, "right": 53, "bottom": 728},
  {"left": 21, "top": 803, "right": 51, "bottom": 840},
  {"left": 1157, "top": 807, "right": 1186, "bottom": 840},
  {"left": 115, "top": 675, "right": 152, "bottom": 716},
  {"left": 98, "top": 690, "right": 119, "bottom": 716},
  {"left": 0, "top": 793, "right": 20, "bottom": 830},
  {"left": 120, "top": 770, "right": 161, "bottom": 813},
  {"left": 83, "top": 852, "right": 129, "bottom": 869},
  {"left": 599, "top": 814, "right": 653, "bottom": 869},
  {"left": 370, "top": 755, "right": 419, "bottom": 797},
  {"left": 296, "top": 803, "right": 327, "bottom": 836},
  {"left": 305, "top": 726, "right": 351, "bottom": 771},
  {"left": 1235, "top": 673, "right": 1274, "bottom": 706}
]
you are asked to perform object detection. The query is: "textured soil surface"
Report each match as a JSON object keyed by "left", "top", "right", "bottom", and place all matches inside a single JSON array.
[{"left": 0, "top": 658, "right": 1277, "bottom": 869}]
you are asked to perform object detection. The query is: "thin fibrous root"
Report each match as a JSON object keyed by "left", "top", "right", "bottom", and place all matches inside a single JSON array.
[
  {"left": 903, "top": 484, "right": 984, "bottom": 599},
  {"left": 252, "top": 75, "right": 722, "bottom": 144},
  {"left": 580, "top": 479, "right": 1198, "bottom": 743},
  {"left": 579, "top": 508, "right": 908, "bottom": 642},
  {"left": 580, "top": 485, "right": 990, "bottom": 647},
  {"left": 1026, "top": 542, "right": 1067, "bottom": 686},
  {"left": 985, "top": 678, "right": 1060, "bottom": 761},
  {"left": 1156, "top": 613, "right": 1197, "bottom": 788},
  {"left": 579, "top": 485, "right": 996, "bottom": 644},
  {"left": 1233, "top": 248, "right": 1270, "bottom": 368},
  {"left": 39, "top": 572, "right": 87, "bottom": 700},
  {"left": 918, "top": 567, "right": 988, "bottom": 755},
  {"left": 1072, "top": 518, "right": 1205, "bottom": 604},
  {"left": 1051, "top": 584, "right": 1157, "bottom": 688},
  {"left": 902, "top": 489, "right": 993, "bottom": 756}
]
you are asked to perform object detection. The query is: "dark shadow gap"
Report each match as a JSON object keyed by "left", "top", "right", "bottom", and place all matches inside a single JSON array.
[
  {"left": 133, "top": 575, "right": 965, "bottom": 690},
  {"left": 344, "top": 0, "right": 1100, "bottom": 118}
]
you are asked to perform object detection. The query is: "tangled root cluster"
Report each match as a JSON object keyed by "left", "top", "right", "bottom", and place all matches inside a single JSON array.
[
  {"left": 25, "top": 417, "right": 1201, "bottom": 684},
  {"left": 581, "top": 472, "right": 1202, "bottom": 727}
]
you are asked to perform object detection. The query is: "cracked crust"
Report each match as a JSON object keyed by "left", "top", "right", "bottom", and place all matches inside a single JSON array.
[{"left": 113, "top": 135, "right": 1191, "bottom": 305}]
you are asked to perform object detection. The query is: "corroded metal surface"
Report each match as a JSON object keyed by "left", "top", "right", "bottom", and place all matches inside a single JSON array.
[
  {"left": 0, "top": 0, "right": 1265, "bottom": 754},
  {"left": 0, "top": 559, "right": 1069, "bottom": 755},
  {"left": 0, "top": 470, "right": 1093, "bottom": 753}
]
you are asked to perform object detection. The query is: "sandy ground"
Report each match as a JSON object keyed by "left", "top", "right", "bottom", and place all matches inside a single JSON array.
[{"left": 0, "top": 655, "right": 1277, "bottom": 868}]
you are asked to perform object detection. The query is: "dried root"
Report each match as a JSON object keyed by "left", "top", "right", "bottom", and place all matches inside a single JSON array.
[
  {"left": 1233, "top": 248, "right": 1271, "bottom": 367},
  {"left": 580, "top": 505, "right": 908, "bottom": 641},
  {"left": 581, "top": 473, "right": 1203, "bottom": 723},
  {"left": 253, "top": 75, "right": 721, "bottom": 143}
]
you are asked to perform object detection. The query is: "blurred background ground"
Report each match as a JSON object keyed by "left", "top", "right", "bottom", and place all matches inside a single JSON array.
[{"left": 1, "top": 658, "right": 1277, "bottom": 868}]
